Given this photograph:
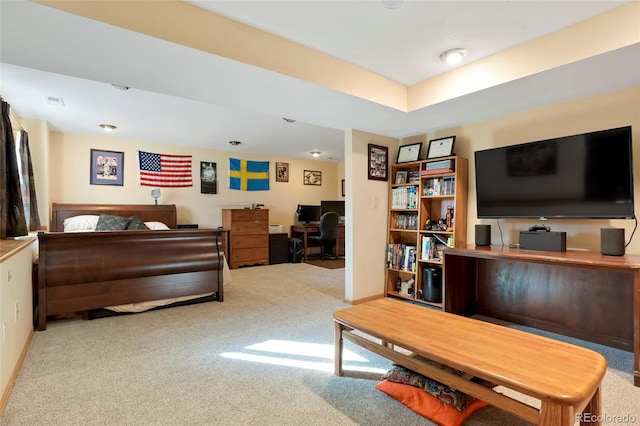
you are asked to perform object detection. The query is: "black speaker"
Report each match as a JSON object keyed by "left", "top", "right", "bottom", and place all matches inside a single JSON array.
[
  {"left": 289, "top": 238, "right": 303, "bottom": 263},
  {"left": 475, "top": 224, "right": 491, "bottom": 246},
  {"left": 601, "top": 228, "right": 625, "bottom": 256}
]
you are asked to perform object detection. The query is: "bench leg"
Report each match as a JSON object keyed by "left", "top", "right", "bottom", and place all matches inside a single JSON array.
[
  {"left": 334, "top": 322, "right": 344, "bottom": 376},
  {"left": 579, "top": 385, "right": 602, "bottom": 426},
  {"left": 539, "top": 402, "right": 574, "bottom": 426}
]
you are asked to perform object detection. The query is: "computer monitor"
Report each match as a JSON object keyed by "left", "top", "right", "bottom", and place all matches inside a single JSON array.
[
  {"left": 296, "top": 204, "right": 321, "bottom": 224},
  {"left": 321, "top": 200, "right": 345, "bottom": 217}
]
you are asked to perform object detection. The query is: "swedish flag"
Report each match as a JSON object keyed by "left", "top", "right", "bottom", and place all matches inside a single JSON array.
[{"left": 229, "top": 158, "right": 270, "bottom": 191}]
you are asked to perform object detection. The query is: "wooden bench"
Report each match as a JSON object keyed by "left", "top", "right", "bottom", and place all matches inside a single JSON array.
[{"left": 334, "top": 298, "right": 607, "bottom": 426}]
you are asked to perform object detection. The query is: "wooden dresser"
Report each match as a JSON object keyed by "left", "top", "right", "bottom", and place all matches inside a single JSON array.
[{"left": 222, "top": 209, "right": 269, "bottom": 269}]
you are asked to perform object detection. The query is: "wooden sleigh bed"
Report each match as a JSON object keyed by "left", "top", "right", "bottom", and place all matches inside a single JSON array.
[{"left": 35, "top": 203, "right": 224, "bottom": 330}]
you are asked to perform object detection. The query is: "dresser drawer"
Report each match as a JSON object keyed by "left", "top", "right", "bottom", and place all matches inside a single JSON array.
[
  {"left": 229, "top": 209, "right": 269, "bottom": 222},
  {"left": 232, "top": 247, "right": 269, "bottom": 263},
  {"left": 231, "top": 221, "right": 269, "bottom": 235},
  {"left": 231, "top": 234, "right": 269, "bottom": 249}
]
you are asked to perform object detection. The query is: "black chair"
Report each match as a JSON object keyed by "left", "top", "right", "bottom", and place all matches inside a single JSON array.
[{"left": 308, "top": 212, "right": 340, "bottom": 260}]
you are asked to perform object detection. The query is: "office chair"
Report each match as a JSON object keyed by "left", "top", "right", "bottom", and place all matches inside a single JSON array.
[{"left": 308, "top": 212, "right": 339, "bottom": 260}]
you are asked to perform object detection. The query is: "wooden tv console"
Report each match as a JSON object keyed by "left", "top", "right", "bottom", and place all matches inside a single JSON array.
[{"left": 443, "top": 245, "right": 640, "bottom": 387}]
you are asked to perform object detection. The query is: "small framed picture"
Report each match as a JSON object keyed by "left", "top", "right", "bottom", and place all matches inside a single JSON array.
[
  {"left": 200, "top": 161, "right": 217, "bottom": 194},
  {"left": 368, "top": 143, "right": 388, "bottom": 181},
  {"left": 396, "top": 142, "right": 422, "bottom": 163},
  {"left": 395, "top": 171, "right": 408, "bottom": 184},
  {"left": 276, "top": 162, "right": 289, "bottom": 182},
  {"left": 427, "top": 136, "right": 456, "bottom": 159},
  {"left": 303, "top": 170, "right": 322, "bottom": 185},
  {"left": 90, "top": 149, "right": 124, "bottom": 186}
]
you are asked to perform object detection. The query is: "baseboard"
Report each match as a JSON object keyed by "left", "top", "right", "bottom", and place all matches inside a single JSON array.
[
  {"left": 345, "top": 294, "right": 384, "bottom": 305},
  {"left": 0, "top": 328, "right": 33, "bottom": 414}
]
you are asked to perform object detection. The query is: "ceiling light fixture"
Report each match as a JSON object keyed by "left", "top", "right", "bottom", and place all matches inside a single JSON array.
[
  {"left": 45, "top": 96, "right": 65, "bottom": 107},
  {"left": 228, "top": 140, "right": 242, "bottom": 146},
  {"left": 440, "top": 48, "right": 468, "bottom": 65},
  {"left": 283, "top": 118, "right": 296, "bottom": 123},
  {"left": 99, "top": 124, "right": 117, "bottom": 132},
  {"left": 381, "top": 0, "right": 404, "bottom": 9},
  {"left": 310, "top": 151, "right": 321, "bottom": 157}
]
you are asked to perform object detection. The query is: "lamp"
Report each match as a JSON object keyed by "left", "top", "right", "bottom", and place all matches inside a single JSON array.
[
  {"left": 151, "top": 188, "right": 161, "bottom": 205},
  {"left": 310, "top": 151, "right": 321, "bottom": 157},
  {"left": 99, "top": 124, "right": 117, "bottom": 132}
]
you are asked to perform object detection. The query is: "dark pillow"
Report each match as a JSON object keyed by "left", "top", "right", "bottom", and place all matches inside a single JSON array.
[
  {"left": 95, "top": 214, "right": 130, "bottom": 231},
  {"left": 127, "top": 215, "right": 149, "bottom": 230}
]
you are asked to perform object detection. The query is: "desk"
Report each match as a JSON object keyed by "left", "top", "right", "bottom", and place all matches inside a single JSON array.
[
  {"left": 290, "top": 224, "right": 345, "bottom": 261},
  {"left": 444, "top": 245, "right": 640, "bottom": 387}
]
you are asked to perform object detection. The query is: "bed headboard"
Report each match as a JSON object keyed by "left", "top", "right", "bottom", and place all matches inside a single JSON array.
[{"left": 50, "top": 203, "right": 178, "bottom": 232}]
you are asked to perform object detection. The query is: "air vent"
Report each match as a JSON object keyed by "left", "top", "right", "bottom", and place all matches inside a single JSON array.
[{"left": 45, "top": 96, "right": 65, "bottom": 107}]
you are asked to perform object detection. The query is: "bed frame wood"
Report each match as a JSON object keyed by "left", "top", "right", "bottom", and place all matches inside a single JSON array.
[{"left": 35, "top": 203, "right": 223, "bottom": 330}]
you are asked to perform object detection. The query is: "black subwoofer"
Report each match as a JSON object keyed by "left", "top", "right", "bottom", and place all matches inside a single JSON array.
[{"left": 422, "top": 267, "right": 442, "bottom": 303}]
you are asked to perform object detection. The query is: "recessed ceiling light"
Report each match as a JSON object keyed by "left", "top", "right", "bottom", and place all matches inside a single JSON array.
[
  {"left": 229, "top": 140, "right": 242, "bottom": 146},
  {"left": 99, "top": 124, "right": 117, "bottom": 132},
  {"left": 310, "top": 151, "right": 321, "bottom": 157},
  {"left": 440, "top": 48, "right": 468, "bottom": 65},
  {"left": 283, "top": 118, "right": 296, "bottom": 123}
]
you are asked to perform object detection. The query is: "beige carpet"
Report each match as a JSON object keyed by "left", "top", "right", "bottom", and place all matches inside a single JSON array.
[{"left": 2, "top": 263, "right": 639, "bottom": 425}]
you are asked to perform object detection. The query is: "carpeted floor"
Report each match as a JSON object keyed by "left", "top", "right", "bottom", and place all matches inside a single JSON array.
[
  {"left": 304, "top": 258, "right": 345, "bottom": 269},
  {"left": 2, "top": 262, "right": 639, "bottom": 425}
]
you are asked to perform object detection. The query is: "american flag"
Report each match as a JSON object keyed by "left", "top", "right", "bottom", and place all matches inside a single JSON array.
[{"left": 139, "top": 151, "right": 192, "bottom": 187}]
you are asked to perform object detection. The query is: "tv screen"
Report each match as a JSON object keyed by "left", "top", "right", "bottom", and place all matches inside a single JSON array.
[
  {"left": 475, "top": 126, "right": 635, "bottom": 219},
  {"left": 297, "top": 204, "right": 321, "bottom": 223},
  {"left": 321, "top": 200, "right": 345, "bottom": 217}
]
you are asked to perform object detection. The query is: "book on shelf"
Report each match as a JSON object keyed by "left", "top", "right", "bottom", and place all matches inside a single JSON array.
[
  {"left": 391, "top": 185, "right": 417, "bottom": 209},
  {"left": 386, "top": 243, "right": 417, "bottom": 272}
]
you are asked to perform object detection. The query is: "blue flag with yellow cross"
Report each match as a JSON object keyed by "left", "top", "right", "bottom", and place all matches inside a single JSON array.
[{"left": 229, "top": 158, "right": 270, "bottom": 191}]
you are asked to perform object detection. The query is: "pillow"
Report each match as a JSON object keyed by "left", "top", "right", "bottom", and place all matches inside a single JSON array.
[
  {"left": 383, "top": 364, "right": 474, "bottom": 411},
  {"left": 63, "top": 215, "right": 100, "bottom": 232},
  {"left": 144, "top": 221, "right": 170, "bottom": 230},
  {"left": 375, "top": 380, "right": 488, "bottom": 426},
  {"left": 95, "top": 214, "right": 131, "bottom": 231},
  {"left": 127, "top": 215, "right": 149, "bottom": 230}
]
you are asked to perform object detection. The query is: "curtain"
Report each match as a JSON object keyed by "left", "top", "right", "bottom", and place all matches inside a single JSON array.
[
  {"left": 17, "top": 130, "right": 41, "bottom": 231},
  {"left": 0, "top": 98, "right": 27, "bottom": 238}
]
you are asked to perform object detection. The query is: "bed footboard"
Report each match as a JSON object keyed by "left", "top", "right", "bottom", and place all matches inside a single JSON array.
[{"left": 37, "top": 229, "right": 223, "bottom": 330}]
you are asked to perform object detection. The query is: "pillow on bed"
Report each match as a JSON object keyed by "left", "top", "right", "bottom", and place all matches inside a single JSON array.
[
  {"left": 127, "top": 215, "right": 149, "bottom": 230},
  {"left": 144, "top": 221, "right": 170, "bottom": 230},
  {"left": 95, "top": 214, "right": 131, "bottom": 231},
  {"left": 63, "top": 215, "right": 100, "bottom": 232},
  {"left": 375, "top": 380, "right": 488, "bottom": 426}
]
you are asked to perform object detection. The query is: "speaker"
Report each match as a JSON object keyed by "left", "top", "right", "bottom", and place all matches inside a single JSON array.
[
  {"left": 519, "top": 231, "right": 566, "bottom": 252},
  {"left": 601, "top": 228, "right": 625, "bottom": 256},
  {"left": 475, "top": 224, "right": 491, "bottom": 246}
]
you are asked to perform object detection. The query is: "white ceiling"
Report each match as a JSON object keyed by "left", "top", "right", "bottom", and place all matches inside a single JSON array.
[{"left": 1, "top": 0, "right": 638, "bottom": 163}]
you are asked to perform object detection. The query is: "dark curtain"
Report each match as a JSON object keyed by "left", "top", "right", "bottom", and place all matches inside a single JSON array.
[
  {"left": 17, "top": 130, "right": 41, "bottom": 231},
  {"left": 0, "top": 98, "right": 27, "bottom": 238}
]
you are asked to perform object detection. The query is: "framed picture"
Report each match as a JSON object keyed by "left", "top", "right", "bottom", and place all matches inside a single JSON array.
[
  {"left": 396, "top": 142, "right": 422, "bottom": 163},
  {"left": 427, "top": 136, "right": 456, "bottom": 159},
  {"left": 90, "top": 149, "right": 124, "bottom": 186},
  {"left": 200, "top": 161, "right": 217, "bottom": 194},
  {"left": 303, "top": 170, "right": 322, "bottom": 186},
  {"left": 368, "top": 143, "right": 388, "bottom": 181},
  {"left": 341, "top": 179, "right": 345, "bottom": 197},
  {"left": 276, "top": 162, "right": 289, "bottom": 182},
  {"left": 395, "top": 171, "right": 408, "bottom": 184}
]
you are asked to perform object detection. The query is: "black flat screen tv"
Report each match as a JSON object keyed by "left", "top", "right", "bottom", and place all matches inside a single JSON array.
[
  {"left": 321, "top": 200, "right": 345, "bottom": 217},
  {"left": 475, "top": 126, "right": 635, "bottom": 219}
]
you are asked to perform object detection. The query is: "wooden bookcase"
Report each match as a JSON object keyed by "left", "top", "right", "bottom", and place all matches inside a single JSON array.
[{"left": 385, "top": 155, "right": 468, "bottom": 309}]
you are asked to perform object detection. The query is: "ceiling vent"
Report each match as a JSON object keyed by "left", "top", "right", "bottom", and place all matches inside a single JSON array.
[{"left": 45, "top": 96, "right": 65, "bottom": 107}]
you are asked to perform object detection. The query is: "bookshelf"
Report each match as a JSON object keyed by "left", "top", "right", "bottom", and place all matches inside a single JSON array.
[{"left": 385, "top": 155, "right": 468, "bottom": 309}]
